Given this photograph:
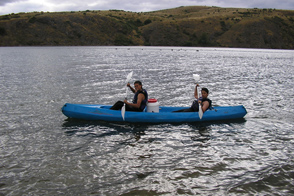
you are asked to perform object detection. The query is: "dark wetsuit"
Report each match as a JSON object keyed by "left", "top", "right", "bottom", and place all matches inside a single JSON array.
[{"left": 173, "top": 98, "right": 212, "bottom": 112}]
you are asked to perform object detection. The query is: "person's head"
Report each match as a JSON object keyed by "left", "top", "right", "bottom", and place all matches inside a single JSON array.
[
  {"left": 201, "top": 88, "right": 209, "bottom": 98},
  {"left": 134, "top": 81, "right": 143, "bottom": 90}
]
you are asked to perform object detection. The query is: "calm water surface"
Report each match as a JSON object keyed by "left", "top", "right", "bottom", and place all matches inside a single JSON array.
[{"left": 0, "top": 46, "right": 294, "bottom": 195}]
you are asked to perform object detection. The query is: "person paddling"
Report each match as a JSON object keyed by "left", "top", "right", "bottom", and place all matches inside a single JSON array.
[
  {"left": 173, "top": 84, "right": 211, "bottom": 113},
  {"left": 110, "top": 81, "right": 148, "bottom": 112}
]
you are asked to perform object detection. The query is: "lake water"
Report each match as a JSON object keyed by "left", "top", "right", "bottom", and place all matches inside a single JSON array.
[{"left": 0, "top": 46, "right": 293, "bottom": 195}]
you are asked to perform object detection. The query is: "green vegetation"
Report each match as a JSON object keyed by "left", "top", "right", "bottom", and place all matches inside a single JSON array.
[{"left": 0, "top": 6, "right": 294, "bottom": 48}]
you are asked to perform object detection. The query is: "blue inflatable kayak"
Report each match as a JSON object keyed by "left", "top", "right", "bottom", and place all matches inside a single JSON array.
[{"left": 61, "top": 103, "right": 247, "bottom": 123}]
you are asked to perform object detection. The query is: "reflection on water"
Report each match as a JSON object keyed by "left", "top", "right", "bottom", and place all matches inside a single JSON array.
[
  {"left": 0, "top": 46, "right": 293, "bottom": 195},
  {"left": 59, "top": 119, "right": 255, "bottom": 194}
]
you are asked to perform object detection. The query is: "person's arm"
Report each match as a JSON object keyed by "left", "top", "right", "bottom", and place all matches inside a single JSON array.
[
  {"left": 194, "top": 84, "right": 199, "bottom": 99},
  {"left": 127, "top": 83, "right": 136, "bottom": 93},
  {"left": 124, "top": 93, "right": 145, "bottom": 109},
  {"left": 201, "top": 101, "right": 210, "bottom": 113}
]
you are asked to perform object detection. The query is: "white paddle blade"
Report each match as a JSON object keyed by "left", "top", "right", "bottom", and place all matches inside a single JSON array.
[
  {"left": 193, "top": 74, "right": 200, "bottom": 82},
  {"left": 121, "top": 104, "right": 126, "bottom": 120},
  {"left": 198, "top": 106, "right": 203, "bottom": 119},
  {"left": 197, "top": 86, "right": 203, "bottom": 119},
  {"left": 125, "top": 71, "right": 133, "bottom": 83}
]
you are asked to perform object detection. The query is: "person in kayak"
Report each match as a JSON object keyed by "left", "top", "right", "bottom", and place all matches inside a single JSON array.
[
  {"left": 173, "top": 84, "right": 211, "bottom": 113},
  {"left": 110, "top": 81, "right": 148, "bottom": 112}
]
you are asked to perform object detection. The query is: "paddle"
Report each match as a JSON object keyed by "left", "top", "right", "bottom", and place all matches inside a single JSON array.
[
  {"left": 121, "top": 71, "right": 133, "bottom": 120},
  {"left": 193, "top": 74, "right": 203, "bottom": 119}
]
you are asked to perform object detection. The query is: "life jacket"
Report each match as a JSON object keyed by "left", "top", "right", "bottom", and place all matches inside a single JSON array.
[
  {"left": 133, "top": 89, "right": 148, "bottom": 110},
  {"left": 201, "top": 98, "right": 212, "bottom": 109},
  {"left": 191, "top": 97, "right": 212, "bottom": 112}
]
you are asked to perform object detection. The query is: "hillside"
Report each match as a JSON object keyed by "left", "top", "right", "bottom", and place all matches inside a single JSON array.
[{"left": 1, "top": 6, "right": 294, "bottom": 49}]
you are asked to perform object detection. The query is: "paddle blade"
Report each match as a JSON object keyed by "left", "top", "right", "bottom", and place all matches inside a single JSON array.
[
  {"left": 198, "top": 105, "right": 203, "bottom": 119},
  {"left": 197, "top": 85, "right": 203, "bottom": 119},
  {"left": 193, "top": 74, "right": 200, "bottom": 82},
  {"left": 121, "top": 104, "right": 126, "bottom": 121},
  {"left": 125, "top": 71, "right": 133, "bottom": 83}
]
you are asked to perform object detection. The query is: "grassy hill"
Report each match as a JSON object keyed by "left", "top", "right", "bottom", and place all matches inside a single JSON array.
[{"left": 1, "top": 6, "right": 294, "bottom": 49}]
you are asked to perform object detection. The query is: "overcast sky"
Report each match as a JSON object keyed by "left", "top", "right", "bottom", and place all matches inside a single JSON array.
[{"left": 1, "top": 0, "right": 294, "bottom": 16}]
